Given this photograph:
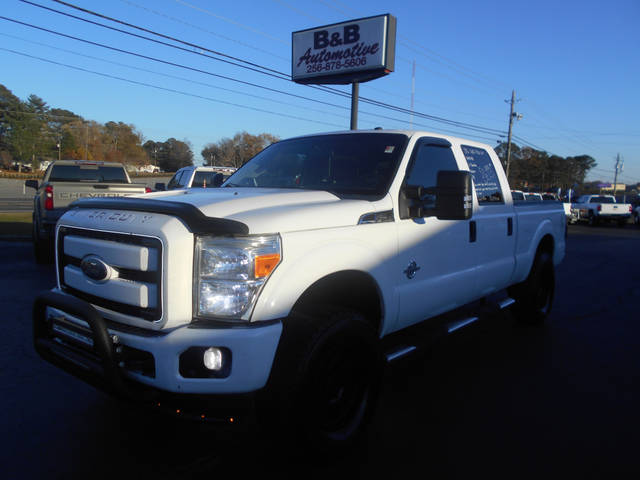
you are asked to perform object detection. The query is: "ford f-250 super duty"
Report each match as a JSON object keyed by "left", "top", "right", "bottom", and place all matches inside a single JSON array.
[
  {"left": 570, "top": 194, "right": 632, "bottom": 226},
  {"left": 33, "top": 130, "right": 566, "bottom": 449},
  {"left": 26, "top": 160, "right": 150, "bottom": 263}
]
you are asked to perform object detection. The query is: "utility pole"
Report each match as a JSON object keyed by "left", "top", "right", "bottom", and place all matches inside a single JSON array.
[
  {"left": 504, "top": 90, "right": 522, "bottom": 180},
  {"left": 613, "top": 153, "right": 623, "bottom": 195},
  {"left": 85, "top": 123, "right": 89, "bottom": 159},
  {"left": 350, "top": 82, "right": 359, "bottom": 130},
  {"left": 410, "top": 60, "right": 415, "bottom": 129}
]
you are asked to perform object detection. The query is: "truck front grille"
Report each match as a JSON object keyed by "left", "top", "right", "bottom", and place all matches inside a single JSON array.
[{"left": 57, "top": 226, "right": 163, "bottom": 321}]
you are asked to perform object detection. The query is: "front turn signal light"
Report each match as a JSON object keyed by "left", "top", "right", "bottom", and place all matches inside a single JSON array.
[{"left": 255, "top": 253, "right": 281, "bottom": 278}]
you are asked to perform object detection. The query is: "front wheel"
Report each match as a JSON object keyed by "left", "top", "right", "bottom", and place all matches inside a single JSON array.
[
  {"left": 508, "top": 251, "right": 555, "bottom": 324},
  {"left": 260, "top": 308, "right": 382, "bottom": 452}
]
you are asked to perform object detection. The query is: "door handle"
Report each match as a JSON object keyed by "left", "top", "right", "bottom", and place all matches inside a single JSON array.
[
  {"left": 469, "top": 221, "right": 477, "bottom": 243},
  {"left": 507, "top": 217, "right": 513, "bottom": 236}
]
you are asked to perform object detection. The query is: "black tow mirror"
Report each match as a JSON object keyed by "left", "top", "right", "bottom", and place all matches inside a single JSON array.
[
  {"left": 434, "top": 170, "right": 473, "bottom": 220},
  {"left": 403, "top": 170, "right": 473, "bottom": 220},
  {"left": 212, "top": 173, "right": 224, "bottom": 187},
  {"left": 25, "top": 179, "right": 39, "bottom": 189},
  {"left": 154, "top": 182, "right": 166, "bottom": 191}
]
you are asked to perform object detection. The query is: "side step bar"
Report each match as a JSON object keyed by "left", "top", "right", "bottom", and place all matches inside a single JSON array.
[
  {"left": 384, "top": 296, "right": 516, "bottom": 363},
  {"left": 385, "top": 345, "right": 417, "bottom": 363},
  {"left": 447, "top": 316, "right": 479, "bottom": 333},
  {"left": 498, "top": 297, "right": 516, "bottom": 309}
]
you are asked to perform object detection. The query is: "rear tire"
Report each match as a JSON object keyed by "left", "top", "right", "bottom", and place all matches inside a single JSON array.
[
  {"left": 32, "top": 218, "right": 53, "bottom": 264},
  {"left": 509, "top": 250, "right": 555, "bottom": 324}
]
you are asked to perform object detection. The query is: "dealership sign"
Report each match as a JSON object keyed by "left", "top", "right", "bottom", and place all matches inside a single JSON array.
[{"left": 292, "top": 14, "right": 396, "bottom": 85}]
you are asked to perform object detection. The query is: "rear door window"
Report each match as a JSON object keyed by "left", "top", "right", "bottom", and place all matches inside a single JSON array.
[{"left": 461, "top": 145, "right": 503, "bottom": 204}]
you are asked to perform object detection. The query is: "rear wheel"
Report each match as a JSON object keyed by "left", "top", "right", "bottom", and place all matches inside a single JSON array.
[
  {"left": 509, "top": 251, "right": 555, "bottom": 324},
  {"left": 32, "top": 217, "right": 53, "bottom": 264},
  {"left": 587, "top": 212, "right": 598, "bottom": 226}
]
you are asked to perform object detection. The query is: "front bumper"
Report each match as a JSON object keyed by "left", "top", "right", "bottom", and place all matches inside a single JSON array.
[{"left": 33, "top": 290, "right": 282, "bottom": 420}]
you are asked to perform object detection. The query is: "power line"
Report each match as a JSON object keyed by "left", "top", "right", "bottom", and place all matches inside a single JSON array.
[
  {"left": 1, "top": 12, "right": 508, "bottom": 138},
  {"left": 118, "top": 0, "right": 289, "bottom": 63},
  {"left": 0, "top": 43, "right": 501, "bottom": 144},
  {"left": 22, "top": 0, "right": 291, "bottom": 81},
  {"left": 0, "top": 16, "right": 354, "bottom": 112},
  {"left": 0, "top": 47, "right": 348, "bottom": 130},
  {"left": 0, "top": 32, "right": 355, "bottom": 122},
  {"left": 43, "top": 0, "right": 507, "bottom": 135},
  {"left": 0, "top": 43, "right": 499, "bottom": 144},
  {"left": 173, "top": 0, "right": 288, "bottom": 45}
]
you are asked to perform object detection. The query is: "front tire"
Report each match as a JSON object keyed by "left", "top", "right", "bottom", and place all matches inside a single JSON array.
[{"left": 260, "top": 308, "right": 382, "bottom": 452}]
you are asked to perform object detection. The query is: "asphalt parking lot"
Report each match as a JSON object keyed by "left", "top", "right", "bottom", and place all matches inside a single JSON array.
[{"left": 1, "top": 223, "right": 639, "bottom": 479}]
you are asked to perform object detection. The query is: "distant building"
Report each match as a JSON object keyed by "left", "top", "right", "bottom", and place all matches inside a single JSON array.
[
  {"left": 134, "top": 164, "right": 160, "bottom": 173},
  {"left": 600, "top": 183, "right": 626, "bottom": 193}
]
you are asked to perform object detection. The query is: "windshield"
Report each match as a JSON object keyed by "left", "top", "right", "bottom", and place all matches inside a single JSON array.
[
  {"left": 49, "top": 165, "right": 128, "bottom": 183},
  {"left": 223, "top": 133, "right": 408, "bottom": 198}
]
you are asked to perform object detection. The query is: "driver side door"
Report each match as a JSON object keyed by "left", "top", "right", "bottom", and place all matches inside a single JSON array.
[{"left": 395, "top": 138, "right": 480, "bottom": 331}]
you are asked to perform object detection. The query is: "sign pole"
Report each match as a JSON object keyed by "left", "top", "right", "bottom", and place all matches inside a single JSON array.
[{"left": 350, "top": 82, "right": 359, "bottom": 130}]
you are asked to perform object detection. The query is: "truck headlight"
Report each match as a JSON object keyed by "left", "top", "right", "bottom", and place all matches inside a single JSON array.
[{"left": 194, "top": 235, "right": 281, "bottom": 320}]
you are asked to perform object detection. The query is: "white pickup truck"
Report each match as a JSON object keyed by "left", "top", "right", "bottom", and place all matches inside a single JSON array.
[
  {"left": 33, "top": 130, "right": 566, "bottom": 449},
  {"left": 570, "top": 194, "right": 632, "bottom": 226}
]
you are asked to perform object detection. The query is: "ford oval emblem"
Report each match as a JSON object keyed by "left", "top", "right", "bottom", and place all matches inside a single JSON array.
[{"left": 80, "top": 255, "right": 111, "bottom": 282}]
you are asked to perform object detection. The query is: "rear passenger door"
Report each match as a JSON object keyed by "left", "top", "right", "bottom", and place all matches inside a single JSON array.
[{"left": 460, "top": 145, "right": 516, "bottom": 295}]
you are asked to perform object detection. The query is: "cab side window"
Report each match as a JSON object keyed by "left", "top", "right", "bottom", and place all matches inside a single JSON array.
[
  {"left": 406, "top": 143, "right": 458, "bottom": 188},
  {"left": 167, "top": 170, "right": 187, "bottom": 189},
  {"left": 178, "top": 170, "right": 191, "bottom": 188},
  {"left": 461, "top": 145, "right": 503, "bottom": 204},
  {"left": 402, "top": 141, "right": 458, "bottom": 214}
]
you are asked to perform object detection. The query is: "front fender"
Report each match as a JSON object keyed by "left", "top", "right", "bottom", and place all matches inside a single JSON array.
[{"left": 251, "top": 224, "right": 399, "bottom": 333}]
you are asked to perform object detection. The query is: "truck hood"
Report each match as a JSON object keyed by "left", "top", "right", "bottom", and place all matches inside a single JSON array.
[{"left": 145, "top": 188, "right": 390, "bottom": 233}]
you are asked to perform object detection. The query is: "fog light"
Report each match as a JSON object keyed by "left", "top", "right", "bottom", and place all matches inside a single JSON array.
[
  {"left": 203, "top": 347, "right": 223, "bottom": 371},
  {"left": 180, "top": 346, "right": 231, "bottom": 378}
]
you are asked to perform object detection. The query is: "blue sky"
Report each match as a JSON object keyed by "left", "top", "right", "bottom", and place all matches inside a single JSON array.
[{"left": 1, "top": 0, "right": 638, "bottom": 184}]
